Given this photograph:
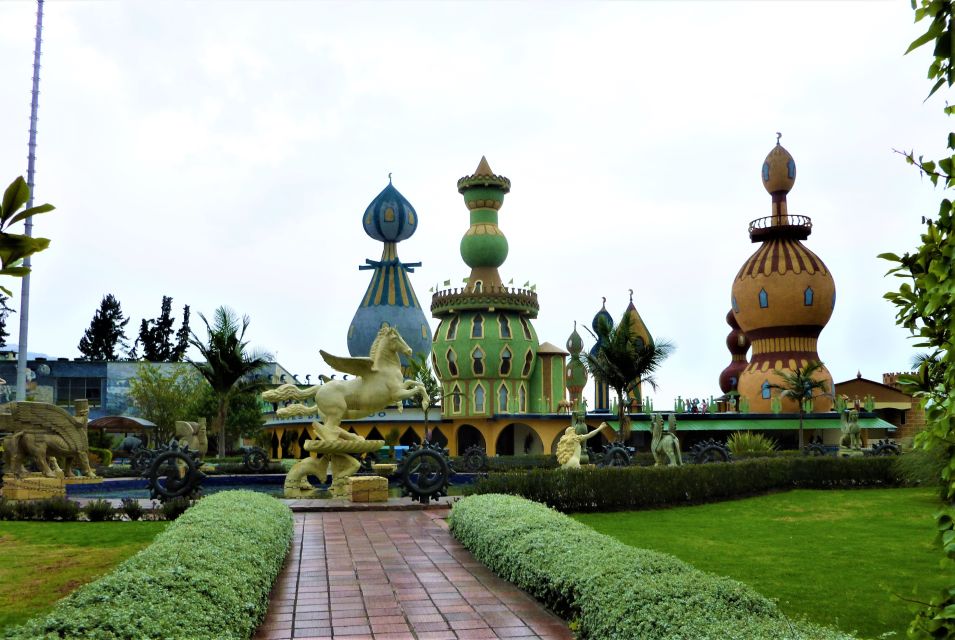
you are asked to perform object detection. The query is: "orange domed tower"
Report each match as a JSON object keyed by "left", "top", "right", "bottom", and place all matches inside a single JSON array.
[{"left": 731, "top": 138, "right": 836, "bottom": 412}]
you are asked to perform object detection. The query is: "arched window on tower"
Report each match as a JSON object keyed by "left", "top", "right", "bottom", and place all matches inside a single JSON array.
[
  {"left": 732, "top": 296, "right": 740, "bottom": 313},
  {"left": 500, "top": 347, "right": 512, "bottom": 376},
  {"left": 758, "top": 289, "right": 769, "bottom": 308},
  {"left": 452, "top": 384, "right": 462, "bottom": 413},
  {"left": 520, "top": 317, "right": 532, "bottom": 340},
  {"left": 499, "top": 384, "right": 509, "bottom": 413},
  {"left": 431, "top": 352, "right": 438, "bottom": 372},
  {"left": 472, "top": 314, "right": 484, "bottom": 338},
  {"left": 498, "top": 314, "right": 511, "bottom": 338},
  {"left": 804, "top": 287, "right": 814, "bottom": 306},
  {"left": 522, "top": 350, "right": 534, "bottom": 377},
  {"left": 474, "top": 384, "right": 485, "bottom": 413},
  {"left": 447, "top": 316, "right": 459, "bottom": 340},
  {"left": 447, "top": 349, "right": 458, "bottom": 376},
  {"left": 761, "top": 380, "right": 771, "bottom": 399},
  {"left": 472, "top": 347, "right": 485, "bottom": 376},
  {"left": 519, "top": 385, "right": 527, "bottom": 412},
  {"left": 473, "top": 280, "right": 483, "bottom": 293}
]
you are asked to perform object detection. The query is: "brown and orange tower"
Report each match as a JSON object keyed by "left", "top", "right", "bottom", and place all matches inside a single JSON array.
[{"left": 730, "top": 139, "right": 836, "bottom": 412}]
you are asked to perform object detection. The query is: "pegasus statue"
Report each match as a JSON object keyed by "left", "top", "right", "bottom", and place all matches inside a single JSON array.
[
  {"left": 650, "top": 413, "right": 682, "bottom": 466},
  {"left": 262, "top": 325, "right": 429, "bottom": 496},
  {"left": 1, "top": 399, "right": 97, "bottom": 479}
]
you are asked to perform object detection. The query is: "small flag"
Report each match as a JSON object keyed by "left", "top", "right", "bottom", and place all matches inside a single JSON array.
[
  {"left": 523, "top": 281, "right": 530, "bottom": 287},
  {"left": 462, "top": 278, "right": 469, "bottom": 283},
  {"left": 429, "top": 287, "right": 434, "bottom": 293},
  {"left": 507, "top": 278, "right": 514, "bottom": 285},
  {"left": 443, "top": 279, "right": 451, "bottom": 286},
  {"left": 530, "top": 284, "right": 537, "bottom": 291}
]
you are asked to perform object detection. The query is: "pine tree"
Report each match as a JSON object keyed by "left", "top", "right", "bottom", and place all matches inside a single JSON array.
[
  {"left": 77, "top": 294, "right": 130, "bottom": 361},
  {"left": 137, "top": 296, "right": 192, "bottom": 362},
  {"left": 0, "top": 294, "right": 13, "bottom": 349}
]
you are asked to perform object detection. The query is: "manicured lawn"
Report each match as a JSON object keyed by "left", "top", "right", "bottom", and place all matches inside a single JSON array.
[
  {"left": 0, "top": 520, "right": 168, "bottom": 631},
  {"left": 574, "top": 488, "right": 947, "bottom": 640}
]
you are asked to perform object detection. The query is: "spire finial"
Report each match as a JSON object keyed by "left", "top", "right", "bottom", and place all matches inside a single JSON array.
[
  {"left": 388, "top": 172, "right": 392, "bottom": 184},
  {"left": 601, "top": 296, "right": 606, "bottom": 309},
  {"left": 629, "top": 288, "right": 634, "bottom": 303},
  {"left": 776, "top": 131, "right": 782, "bottom": 145}
]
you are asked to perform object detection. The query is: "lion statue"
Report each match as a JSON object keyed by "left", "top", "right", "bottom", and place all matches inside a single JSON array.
[{"left": 1, "top": 400, "right": 97, "bottom": 479}]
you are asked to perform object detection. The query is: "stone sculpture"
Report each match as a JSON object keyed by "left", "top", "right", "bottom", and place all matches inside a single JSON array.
[
  {"left": 841, "top": 408, "right": 862, "bottom": 450},
  {"left": 1, "top": 400, "right": 97, "bottom": 479},
  {"left": 556, "top": 421, "right": 611, "bottom": 469},
  {"left": 174, "top": 419, "right": 208, "bottom": 458},
  {"left": 262, "top": 325, "right": 429, "bottom": 497},
  {"left": 650, "top": 413, "right": 682, "bottom": 466}
]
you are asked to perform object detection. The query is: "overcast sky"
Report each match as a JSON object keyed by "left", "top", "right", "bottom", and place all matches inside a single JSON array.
[{"left": 0, "top": 1, "right": 944, "bottom": 408}]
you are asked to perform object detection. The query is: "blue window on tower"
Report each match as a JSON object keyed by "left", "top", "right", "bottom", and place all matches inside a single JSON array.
[
  {"left": 732, "top": 296, "right": 740, "bottom": 313},
  {"left": 761, "top": 381, "right": 771, "bottom": 399},
  {"left": 758, "top": 289, "right": 769, "bottom": 308},
  {"left": 804, "top": 287, "right": 814, "bottom": 306},
  {"left": 831, "top": 292, "right": 837, "bottom": 310}
]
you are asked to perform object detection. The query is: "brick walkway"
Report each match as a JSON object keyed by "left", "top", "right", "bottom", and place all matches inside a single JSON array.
[{"left": 254, "top": 510, "right": 573, "bottom": 640}]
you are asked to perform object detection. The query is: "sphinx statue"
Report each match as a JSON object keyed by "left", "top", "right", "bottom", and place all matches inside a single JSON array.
[
  {"left": 1, "top": 399, "right": 97, "bottom": 479},
  {"left": 650, "top": 413, "right": 682, "bottom": 466},
  {"left": 262, "top": 326, "right": 429, "bottom": 497},
  {"left": 557, "top": 422, "right": 611, "bottom": 469}
]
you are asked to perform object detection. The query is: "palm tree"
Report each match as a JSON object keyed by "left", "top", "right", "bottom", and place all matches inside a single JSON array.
[
  {"left": 580, "top": 309, "right": 674, "bottom": 442},
  {"left": 770, "top": 360, "right": 829, "bottom": 450},
  {"left": 189, "top": 306, "right": 271, "bottom": 458},
  {"left": 407, "top": 353, "right": 442, "bottom": 428}
]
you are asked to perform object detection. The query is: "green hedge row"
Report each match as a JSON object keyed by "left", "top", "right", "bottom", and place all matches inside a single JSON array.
[
  {"left": 466, "top": 456, "right": 900, "bottom": 512},
  {"left": 449, "top": 494, "right": 854, "bottom": 640},
  {"left": 2, "top": 491, "right": 294, "bottom": 640}
]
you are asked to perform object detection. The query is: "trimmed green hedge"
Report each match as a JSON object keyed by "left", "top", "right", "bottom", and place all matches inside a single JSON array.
[
  {"left": 466, "top": 456, "right": 900, "bottom": 512},
  {"left": 450, "top": 494, "right": 854, "bottom": 640},
  {"left": 2, "top": 491, "right": 294, "bottom": 640}
]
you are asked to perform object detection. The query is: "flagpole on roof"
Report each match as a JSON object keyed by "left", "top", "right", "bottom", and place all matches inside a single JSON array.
[{"left": 16, "top": 0, "right": 45, "bottom": 400}]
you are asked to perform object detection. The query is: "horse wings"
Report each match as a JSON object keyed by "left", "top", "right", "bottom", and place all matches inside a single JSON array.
[
  {"left": 1, "top": 402, "right": 85, "bottom": 451},
  {"left": 319, "top": 351, "right": 376, "bottom": 378}
]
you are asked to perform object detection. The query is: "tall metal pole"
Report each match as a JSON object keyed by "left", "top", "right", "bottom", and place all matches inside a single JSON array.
[{"left": 16, "top": 0, "right": 44, "bottom": 400}]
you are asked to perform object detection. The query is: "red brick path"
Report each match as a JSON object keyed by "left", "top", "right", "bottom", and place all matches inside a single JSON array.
[{"left": 254, "top": 510, "right": 573, "bottom": 640}]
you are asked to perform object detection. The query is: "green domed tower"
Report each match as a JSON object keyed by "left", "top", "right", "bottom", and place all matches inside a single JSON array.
[{"left": 431, "top": 157, "right": 548, "bottom": 418}]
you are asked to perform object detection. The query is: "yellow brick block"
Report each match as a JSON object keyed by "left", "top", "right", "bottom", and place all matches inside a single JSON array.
[
  {"left": 1, "top": 474, "right": 66, "bottom": 500},
  {"left": 348, "top": 475, "right": 388, "bottom": 502}
]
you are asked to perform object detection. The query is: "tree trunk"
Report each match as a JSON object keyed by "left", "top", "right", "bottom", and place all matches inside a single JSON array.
[
  {"left": 617, "top": 390, "right": 629, "bottom": 443},
  {"left": 798, "top": 409, "right": 805, "bottom": 450},
  {"left": 216, "top": 398, "right": 228, "bottom": 459}
]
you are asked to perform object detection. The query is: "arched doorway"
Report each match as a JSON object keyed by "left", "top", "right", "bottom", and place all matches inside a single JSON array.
[
  {"left": 366, "top": 427, "right": 384, "bottom": 441},
  {"left": 429, "top": 426, "right": 449, "bottom": 449},
  {"left": 399, "top": 427, "right": 421, "bottom": 446},
  {"left": 456, "top": 424, "right": 486, "bottom": 455},
  {"left": 496, "top": 422, "right": 544, "bottom": 456}
]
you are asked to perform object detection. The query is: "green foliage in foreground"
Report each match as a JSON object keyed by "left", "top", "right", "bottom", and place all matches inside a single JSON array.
[
  {"left": 466, "top": 456, "right": 900, "bottom": 512},
  {"left": 2, "top": 491, "right": 293, "bottom": 640},
  {"left": 0, "top": 520, "right": 167, "bottom": 631},
  {"left": 450, "top": 494, "right": 853, "bottom": 640},
  {"left": 576, "top": 488, "right": 946, "bottom": 639}
]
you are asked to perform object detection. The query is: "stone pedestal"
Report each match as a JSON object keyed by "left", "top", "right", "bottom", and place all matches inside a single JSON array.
[
  {"left": 349, "top": 475, "right": 389, "bottom": 502},
  {"left": 372, "top": 463, "right": 397, "bottom": 478},
  {"left": 1, "top": 474, "right": 66, "bottom": 500}
]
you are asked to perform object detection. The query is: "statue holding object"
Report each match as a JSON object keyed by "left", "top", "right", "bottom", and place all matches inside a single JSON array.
[
  {"left": 557, "top": 421, "right": 611, "bottom": 469},
  {"left": 262, "top": 326, "right": 429, "bottom": 497}
]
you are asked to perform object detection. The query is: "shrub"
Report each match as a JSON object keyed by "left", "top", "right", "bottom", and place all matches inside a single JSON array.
[
  {"left": 97, "top": 465, "right": 136, "bottom": 479},
  {"left": 0, "top": 498, "right": 15, "bottom": 520},
  {"left": 205, "top": 462, "right": 285, "bottom": 475},
  {"left": 38, "top": 497, "right": 80, "bottom": 521},
  {"left": 88, "top": 447, "right": 113, "bottom": 467},
  {"left": 2, "top": 491, "right": 294, "bottom": 640},
  {"left": 449, "top": 494, "right": 854, "bottom": 640},
  {"left": 727, "top": 431, "right": 777, "bottom": 456},
  {"left": 894, "top": 447, "right": 946, "bottom": 489},
  {"left": 466, "top": 456, "right": 901, "bottom": 513},
  {"left": 12, "top": 500, "right": 39, "bottom": 520},
  {"left": 83, "top": 499, "right": 116, "bottom": 522},
  {"left": 159, "top": 497, "right": 193, "bottom": 521},
  {"left": 120, "top": 497, "right": 144, "bottom": 521}
]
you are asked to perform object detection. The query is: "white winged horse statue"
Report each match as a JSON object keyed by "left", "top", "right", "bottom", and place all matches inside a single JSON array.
[{"left": 262, "top": 325, "right": 429, "bottom": 496}]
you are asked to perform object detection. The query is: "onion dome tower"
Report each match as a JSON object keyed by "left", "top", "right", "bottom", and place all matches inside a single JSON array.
[
  {"left": 348, "top": 178, "right": 432, "bottom": 364},
  {"left": 590, "top": 298, "right": 614, "bottom": 413},
  {"left": 731, "top": 138, "right": 835, "bottom": 412},
  {"left": 565, "top": 322, "right": 588, "bottom": 408},
  {"left": 431, "top": 157, "right": 542, "bottom": 419},
  {"left": 622, "top": 290, "right": 653, "bottom": 409},
  {"left": 718, "top": 310, "right": 750, "bottom": 394}
]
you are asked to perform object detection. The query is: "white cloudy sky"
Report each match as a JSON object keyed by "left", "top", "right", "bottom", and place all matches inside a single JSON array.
[{"left": 0, "top": 1, "right": 945, "bottom": 408}]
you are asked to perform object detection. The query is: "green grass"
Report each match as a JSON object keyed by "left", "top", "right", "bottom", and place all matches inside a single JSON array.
[
  {"left": 574, "top": 488, "right": 946, "bottom": 639},
  {"left": 0, "top": 521, "right": 168, "bottom": 631}
]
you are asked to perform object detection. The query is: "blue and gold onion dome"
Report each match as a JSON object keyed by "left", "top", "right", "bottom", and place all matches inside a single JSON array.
[
  {"left": 348, "top": 180, "right": 432, "bottom": 364},
  {"left": 589, "top": 300, "right": 614, "bottom": 358},
  {"left": 363, "top": 181, "right": 418, "bottom": 242}
]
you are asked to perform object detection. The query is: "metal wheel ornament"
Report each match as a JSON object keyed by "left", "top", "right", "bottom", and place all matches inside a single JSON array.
[
  {"left": 398, "top": 442, "right": 452, "bottom": 504},
  {"left": 599, "top": 444, "right": 632, "bottom": 467},
  {"left": 803, "top": 443, "right": 828, "bottom": 457},
  {"left": 871, "top": 440, "right": 901, "bottom": 456},
  {"left": 143, "top": 440, "right": 206, "bottom": 502},
  {"left": 690, "top": 439, "right": 733, "bottom": 464},
  {"left": 242, "top": 446, "right": 269, "bottom": 472},
  {"left": 130, "top": 447, "right": 157, "bottom": 473},
  {"left": 461, "top": 445, "right": 489, "bottom": 473}
]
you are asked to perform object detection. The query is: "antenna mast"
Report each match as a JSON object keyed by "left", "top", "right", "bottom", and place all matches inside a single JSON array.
[{"left": 16, "top": 0, "right": 45, "bottom": 400}]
